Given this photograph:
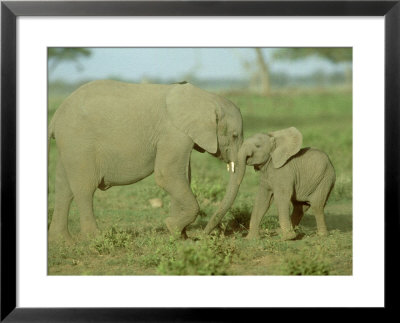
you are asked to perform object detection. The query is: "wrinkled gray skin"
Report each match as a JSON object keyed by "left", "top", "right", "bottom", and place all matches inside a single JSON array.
[
  {"left": 48, "top": 80, "right": 243, "bottom": 242},
  {"left": 205, "top": 127, "right": 336, "bottom": 240}
]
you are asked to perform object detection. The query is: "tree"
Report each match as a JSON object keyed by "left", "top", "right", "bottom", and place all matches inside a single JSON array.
[
  {"left": 273, "top": 48, "right": 352, "bottom": 63},
  {"left": 273, "top": 48, "right": 352, "bottom": 86},
  {"left": 234, "top": 48, "right": 271, "bottom": 96},
  {"left": 48, "top": 48, "right": 91, "bottom": 72},
  {"left": 254, "top": 48, "right": 270, "bottom": 96}
]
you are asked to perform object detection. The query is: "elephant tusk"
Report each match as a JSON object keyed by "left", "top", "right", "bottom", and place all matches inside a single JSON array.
[{"left": 226, "top": 162, "right": 235, "bottom": 172}]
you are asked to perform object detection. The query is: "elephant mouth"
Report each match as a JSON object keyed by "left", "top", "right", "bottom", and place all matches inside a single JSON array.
[
  {"left": 213, "top": 148, "right": 233, "bottom": 163},
  {"left": 253, "top": 157, "right": 271, "bottom": 172},
  {"left": 210, "top": 147, "right": 224, "bottom": 160},
  {"left": 211, "top": 147, "right": 238, "bottom": 173}
]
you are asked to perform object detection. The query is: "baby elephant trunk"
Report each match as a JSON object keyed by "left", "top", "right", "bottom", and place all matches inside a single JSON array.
[{"left": 204, "top": 147, "right": 248, "bottom": 234}]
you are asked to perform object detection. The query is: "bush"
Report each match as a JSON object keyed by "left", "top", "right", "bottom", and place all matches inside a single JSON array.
[
  {"left": 90, "top": 227, "right": 135, "bottom": 255},
  {"left": 157, "top": 234, "right": 235, "bottom": 275},
  {"left": 281, "top": 248, "right": 330, "bottom": 275},
  {"left": 223, "top": 203, "right": 252, "bottom": 235},
  {"left": 131, "top": 236, "right": 177, "bottom": 268}
]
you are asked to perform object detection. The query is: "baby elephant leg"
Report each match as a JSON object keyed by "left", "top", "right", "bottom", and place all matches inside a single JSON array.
[
  {"left": 309, "top": 202, "right": 328, "bottom": 236},
  {"left": 310, "top": 180, "right": 333, "bottom": 236},
  {"left": 247, "top": 186, "right": 273, "bottom": 239},
  {"left": 275, "top": 192, "right": 297, "bottom": 240}
]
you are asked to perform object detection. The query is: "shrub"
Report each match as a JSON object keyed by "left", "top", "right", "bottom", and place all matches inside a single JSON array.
[
  {"left": 281, "top": 248, "right": 330, "bottom": 275},
  {"left": 132, "top": 236, "right": 177, "bottom": 268},
  {"left": 157, "top": 234, "right": 235, "bottom": 275},
  {"left": 222, "top": 203, "right": 252, "bottom": 235},
  {"left": 261, "top": 239, "right": 289, "bottom": 254},
  {"left": 90, "top": 227, "right": 135, "bottom": 255}
]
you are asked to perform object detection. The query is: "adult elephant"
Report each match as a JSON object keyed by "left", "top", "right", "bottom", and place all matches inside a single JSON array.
[{"left": 48, "top": 80, "right": 243, "bottom": 241}]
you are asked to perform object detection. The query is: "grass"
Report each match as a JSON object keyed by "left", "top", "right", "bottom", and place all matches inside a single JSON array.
[{"left": 48, "top": 89, "right": 352, "bottom": 275}]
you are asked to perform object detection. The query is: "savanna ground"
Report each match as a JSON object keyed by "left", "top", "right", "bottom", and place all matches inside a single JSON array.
[{"left": 48, "top": 89, "right": 352, "bottom": 275}]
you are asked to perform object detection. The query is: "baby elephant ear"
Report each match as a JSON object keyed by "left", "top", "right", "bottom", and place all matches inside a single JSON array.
[
  {"left": 269, "top": 127, "right": 302, "bottom": 168},
  {"left": 166, "top": 83, "right": 218, "bottom": 154}
]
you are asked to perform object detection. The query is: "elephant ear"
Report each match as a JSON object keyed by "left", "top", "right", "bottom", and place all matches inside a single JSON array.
[
  {"left": 166, "top": 83, "right": 218, "bottom": 154},
  {"left": 269, "top": 127, "right": 302, "bottom": 168}
]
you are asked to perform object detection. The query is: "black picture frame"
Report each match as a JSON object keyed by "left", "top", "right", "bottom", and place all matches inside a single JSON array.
[{"left": 1, "top": 1, "right": 399, "bottom": 321}]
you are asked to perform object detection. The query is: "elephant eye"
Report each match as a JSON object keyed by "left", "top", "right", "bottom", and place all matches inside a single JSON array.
[
  {"left": 255, "top": 144, "right": 261, "bottom": 148},
  {"left": 232, "top": 132, "right": 238, "bottom": 138}
]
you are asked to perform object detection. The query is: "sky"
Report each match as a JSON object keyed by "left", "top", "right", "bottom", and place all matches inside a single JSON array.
[{"left": 49, "top": 48, "right": 348, "bottom": 83}]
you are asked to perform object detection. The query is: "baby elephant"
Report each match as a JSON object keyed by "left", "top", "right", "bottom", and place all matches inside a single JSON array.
[{"left": 244, "top": 127, "right": 335, "bottom": 240}]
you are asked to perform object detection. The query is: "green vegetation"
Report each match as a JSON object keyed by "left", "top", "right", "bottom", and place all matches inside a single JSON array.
[
  {"left": 48, "top": 48, "right": 91, "bottom": 72},
  {"left": 157, "top": 234, "right": 235, "bottom": 275},
  {"left": 48, "top": 89, "right": 352, "bottom": 275},
  {"left": 273, "top": 48, "right": 352, "bottom": 63}
]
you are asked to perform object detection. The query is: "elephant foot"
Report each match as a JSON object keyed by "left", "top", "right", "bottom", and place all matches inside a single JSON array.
[
  {"left": 165, "top": 217, "right": 187, "bottom": 239},
  {"left": 181, "top": 228, "right": 189, "bottom": 240},
  {"left": 281, "top": 230, "right": 297, "bottom": 241},
  {"left": 203, "top": 223, "right": 214, "bottom": 235},
  {"left": 80, "top": 219, "right": 100, "bottom": 238},
  {"left": 317, "top": 230, "right": 329, "bottom": 237},
  {"left": 245, "top": 231, "right": 260, "bottom": 240}
]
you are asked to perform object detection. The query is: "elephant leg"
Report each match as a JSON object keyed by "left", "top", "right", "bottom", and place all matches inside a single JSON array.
[
  {"left": 275, "top": 191, "right": 296, "bottom": 240},
  {"left": 310, "top": 203, "right": 328, "bottom": 236},
  {"left": 63, "top": 157, "right": 100, "bottom": 237},
  {"left": 181, "top": 159, "right": 192, "bottom": 238},
  {"left": 246, "top": 186, "right": 273, "bottom": 239},
  {"left": 48, "top": 160, "right": 73, "bottom": 242},
  {"left": 291, "top": 202, "right": 305, "bottom": 228},
  {"left": 155, "top": 135, "right": 198, "bottom": 237},
  {"left": 310, "top": 181, "right": 332, "bottom": 236},
  {"left": 73, "top": 186, "right": 99, "bottom": 237},
  {"left": 156, "top": 174, "right": 199, "bottom": 237}
]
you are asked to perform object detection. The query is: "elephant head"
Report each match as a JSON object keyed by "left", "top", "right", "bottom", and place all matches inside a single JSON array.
[
  {"left": 166, "top": 83, "right": 243, "bottom": 164},
  {"left": 204, "top": 127, "right": 302, "bottom": 234},
  {"left": 245, "top": 127, "right": 303, "bottom": 169}
]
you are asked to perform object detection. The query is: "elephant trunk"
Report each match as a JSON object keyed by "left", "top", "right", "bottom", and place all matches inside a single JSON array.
[{"left": 204, "top": 146, "right": 248, "bottom": 234}]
